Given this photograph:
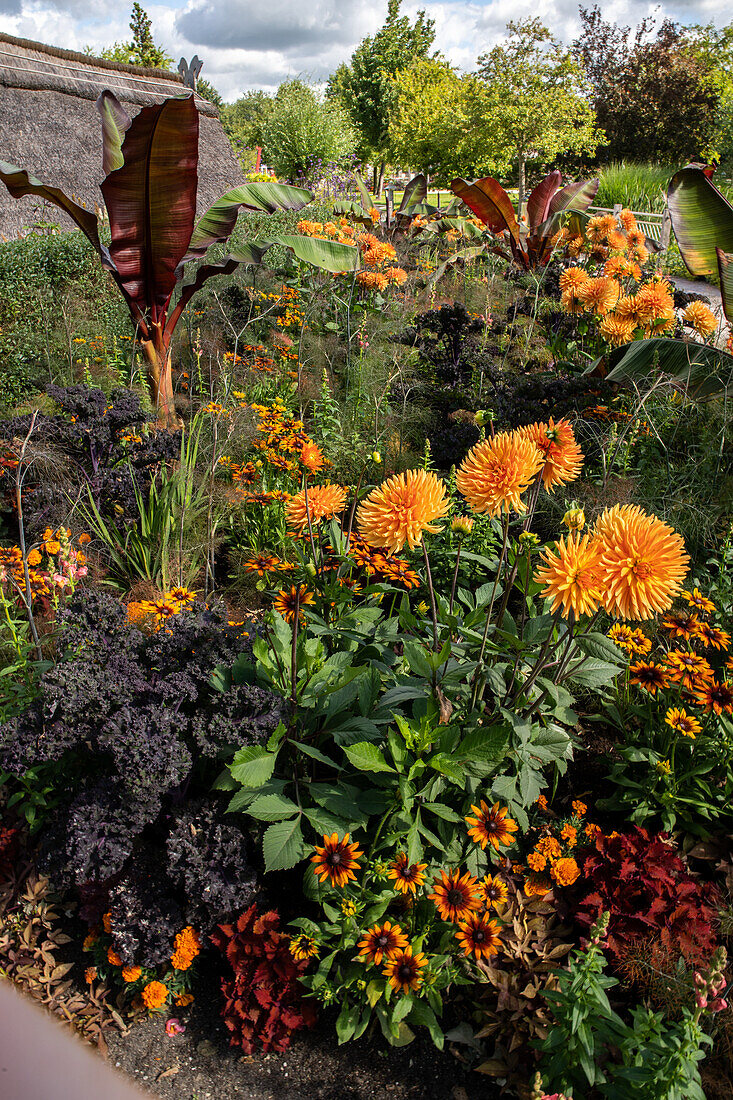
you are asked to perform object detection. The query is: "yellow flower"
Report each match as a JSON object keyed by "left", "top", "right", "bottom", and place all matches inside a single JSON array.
[
  {"left": 682, "top": 300, "right": 718, "bottom": 338},
  {"left": 577, "top": 276, "right": 621, "bottom": 316},
  {"left": 456, "top": 432, "right": 544, "bottom": 516},
  {"left": 562, "top": 507, "right": 585, "bottom": 531},
  {"left": 665, "top": 707, "right": 702, "bottom": 739},
  {"left": 356, "top": 469, "right": 449, "bottom": 553}
]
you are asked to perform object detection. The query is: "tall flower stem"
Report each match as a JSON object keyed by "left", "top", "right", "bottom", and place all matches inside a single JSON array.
[
  {"left": 448, "top": 542, "right": 463, "bottom": 618},
  {"left": 421, "top": 541, "right": 439, "bottom": 651},
  {"left": 470, "top": 513, "right": 510, "bottom": 707}
]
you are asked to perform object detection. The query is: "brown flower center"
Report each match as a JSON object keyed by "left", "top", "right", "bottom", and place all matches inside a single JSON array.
[
  {"left": 447, "top": 888, "right": 464, "bottom": 906},
  {"left": 398, "top": 963, "right": 413, "bottom": 981},
  {"left": 326, "top": 851, "right": 342, "bottom": 866},
  {"left": 474, "top": 930, "right": 485, "bottom": 942}
]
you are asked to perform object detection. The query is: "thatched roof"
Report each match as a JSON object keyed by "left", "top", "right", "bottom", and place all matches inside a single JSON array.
[{"left": 0, "top": 31, "right": 243, "bottom": 238}]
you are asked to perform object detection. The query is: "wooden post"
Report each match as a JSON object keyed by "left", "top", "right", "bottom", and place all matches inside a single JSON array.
[
  {"left": 660, "top": 207, "right": 671, "bottom": 251},
  {"left": 385, "top": 187, "right": 394, "bottom": 227}
]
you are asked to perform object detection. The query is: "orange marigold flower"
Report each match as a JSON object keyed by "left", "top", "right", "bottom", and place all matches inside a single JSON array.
[
  {"left": 572, "top": 800, "right": 587, "bottom": 817},
  {"left": 26, "top": 548, "right": 42, "bottom": 566},
  {"left": 382, "top": 946, "right": 427, "bottom": 994},
  {"left": 665, "top": 707, "right": 701, "bottom": 739},
  {"left": 585, "top": 822, "right": 602, "bottom": 840},
  {"left": 465, "top": 800, "right": 518, "bottom": 851},
  {"left": 551, "top": 857, "right": 580, "bottom": 886},
  {"left": 456, "top": 432, "right": 544, "bottom": 516},
  {"left": 578, "top": 276, "right": 621, "bottom": 316},
  {"left": 285, "top": 483, "right": 347, "bottom": 532},
  {"left": 357, "top": 921, "right": 408, "bottom": 965},
  {"left": 535, "top": 836, "right": 562, "bottom": 861},
  {"left": 527, "top": 851, "right": 547, "bottom": 872},
  {"left": 478, "top": 874, "right": 508, "bottom": 909},
  {"left": 78, "top": 533, "right": 91, "bottom": 546},
  {"left": 387, "top": 852, "right": 427, "bottom": 894},
  {"left": 356, "top": 469, "right": 449, "bottom": 553},
  {"left": 82, "top": 931, "right": 98, "bottom": 951},
  {"left": 535, "top": 531, "right": 603, "bottom": 619},
  {"left": 141, "top": 981, "right": 169, "bottom": 1010},
  {"left": 683, "top": 301, "right": 718, "bottom": 338},
  {"left": 171, "top": 927, "right": 201, "bottom": 971},
  {"left": 85, "top": 967, "right": 97, "bottom": 984},
  {"left": 455, "top": 913, "right": 502, "bottom": 960},
  {"left": 311, "top": 833, "right": 363, "bottom": 888},
  {"left": 102, "top": 912, "right": 113, "bottom": 934},
  {"left": 594, "top": 504, "right": 689, "bottom": 620},
  {"left": 429, "top": 869, "right": 482, "bottom": 923},
  {"left": 524, "top": 873, "right": 552, "bottom": 897},
  {"left": 273, "top": 584, "right": 315, "bottom": 624},
  {"left": 629, "top": 662, "right": 669, "bottom": 694},
  {"left": 176, "top": 993, "right": 194, "bottom": 1007},
  {"left": 516, "top": 418, "right": 583, "bottom": 490},
  {"left": 560, "top": 823, "right": 578, "bottom": 847},
  {"left": 107, "top": 947, "right": 123, "bottom": 966},
  {"left": 694, "top": 679, "right": 733, "bottom": 715},
  {"left": 122, "top": 965, "right": 142, "bottom": 983}
]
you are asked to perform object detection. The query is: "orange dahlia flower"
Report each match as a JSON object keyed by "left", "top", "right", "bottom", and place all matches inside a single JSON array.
[
  {"left": 559, "top": 267, "right": 589, "bottom": 293},
  {"left": 516, "top": 418, "right": 583, "bottom": 490},
  {"left": 599, "top": 314, "right": 636, "bottom": 346},
  {"left": 285, "top": 483, "right": 347, "bottom": 532},
  {"left": 356, "top": 469, "right": 449, "bottom": 553},
  {"left": 594, "top": 504, "right": 689, "bottom": 620},
  {"left": 577, "top": 276, "right": 621, "bottom": 316},
  {"left": 682, "top": 301, "right": 718, "bottom": 338},
  {"left": 456, "top": 432, "right": 544, "bottom": 516},
  {"left": 300, "top": 439, "right": 326, "bottom": 474},
  {"left": 534, "top": 531, "right": 603, "bottom": 619},
  {"left": 634, "top": 280, "right": 675, "bottom": 330}
]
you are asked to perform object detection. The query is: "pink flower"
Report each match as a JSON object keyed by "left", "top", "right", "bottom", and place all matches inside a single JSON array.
[
  {"left": 710, "top": 998, "right": 728, "bottom": 1013},
  {"left": 165, "top": 1018, "right": 185, "bottom": 1036},
  {"left": 696, "top": 993, "right": 708, "bottom": 1009}
]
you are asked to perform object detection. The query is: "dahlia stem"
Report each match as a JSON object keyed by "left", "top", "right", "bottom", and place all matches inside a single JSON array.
[
  {"left": 421, "top": 541, "right": 439, "bottom": 651},
  {"left": 470, "top": 513, "right": 510, "bottom": 706},
  {"left": 448, "top": 542, "right": 463, "bottom": 618},
  {"left": 303, "top": 478, "right": 320, "bottom": 576}
]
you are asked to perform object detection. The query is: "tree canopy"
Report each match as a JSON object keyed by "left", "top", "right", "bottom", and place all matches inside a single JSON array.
[
  {"left": 99, "top": 3, "right": 172, "bottom": 69},
  {"left": 258, "top": 81, "right": 357, "bottom": 182},
  {"left": 477, "top": 19, "right": 601, "bottom": 207}
]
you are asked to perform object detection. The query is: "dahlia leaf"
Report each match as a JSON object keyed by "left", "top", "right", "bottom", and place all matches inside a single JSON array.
[
  {"left": 262, "top": 818, "right": 305, "bottom": 872},
  {"left": 343, "top": 742, "right": 395, "bottom": 773}
]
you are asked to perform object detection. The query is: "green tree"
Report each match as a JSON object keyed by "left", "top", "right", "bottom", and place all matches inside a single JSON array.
[
  {"left": 389, "top": 59, "right": 511, "bottom": 183},
  {"left": 327, "top": 0, "right": 436, "bottom": 192},
  {"left": 222, "top": 91, "right": 273, "bottom": 147},
  {"left": 688, "top": 22, "right": 733, "bottom": 167},
  {"left": 195, "top": 78, "right": 224, "bottom": 110},
  {"left": 477, "top": 19, "right": 601, "bottom": 211},
  {"left": 260, "top": 80, "right": 356, "bottom": 182},
  {"left": 99, "top": 3, "right": 172, "bottom": 69}
]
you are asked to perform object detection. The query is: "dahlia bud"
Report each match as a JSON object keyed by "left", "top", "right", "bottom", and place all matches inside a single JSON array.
[
  {"left": 474, "top": 409, "right": 494, "bottom": 427},
  {"left": 519, "top": 531, "right": 540, "bottom": 547},
  {"left": 451, "top": 515, "right": 474, "bottom": 536},
  {"left": 304, "top": 562, "right": 317, "bottom": 577},
  {"left": 371, "top": 451, "right": 382, "bottom": 464},
  {"left": 562, "top": 507, "right": 586, "bottom": 532}
]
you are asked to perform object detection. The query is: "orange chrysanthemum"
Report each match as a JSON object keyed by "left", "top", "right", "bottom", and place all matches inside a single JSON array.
[
  {"left": 357, "top": 921, "right": 408, "bottom": 965},
  {"left": 300, "top": 439, "right": 326, "bottom": 474},
  {"left": 311, "top": 833, "right": 363, "bottom": 888},
  {"left": 455, "top": 913, "right": 502, "bottom": 960},
  {"left": 382, "top": 946, "right": 427, "bottom": 994},
  {"left": 429, "top": 869, "right": 482, "bottom": 923},
  {"left": 594, "top": 504, "right": 689, "bottom": 620},
  {"left": 456, "top": 432, "right": 544, "bottom": 516},
  {"left": 141, "top": 981, "right": 169, "bottom": 1010},
  {"left": 356, "top": 469, "right": 449, "bottom": 553},
  {"left": 285, "top": 483, "right": 347, "bottom": 532},
  {"left": 559, "top": 267, "right": 589, "bottom": 293},
  {"left": 578, "top": 276, "right": 621, "bottom": 316},
  {"left": 516, "top": 419, "right": 583, "bottom": 490},
  {"left": 534, "top": 531, "right": 603, "bottom": 619},
  {"left": 682, "top": 301, "right": 718, "bottom": 338},
  {"left": 465, "top": 800, "right": 518, "bottom": 851},
  {"left": 387, "top": 852, "right": 427, "bottom": 894}
]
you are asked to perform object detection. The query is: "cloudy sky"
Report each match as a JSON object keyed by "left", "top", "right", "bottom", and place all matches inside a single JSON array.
[{"left": 0, "top": 0, "right": 727, "bottom": 102}]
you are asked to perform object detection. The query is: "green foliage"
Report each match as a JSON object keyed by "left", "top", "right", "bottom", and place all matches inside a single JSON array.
[
  {"left": 595, "top": 161, "right": 677, "bottom": 214},
  {"left": 538, "top": 914, "right": 715, "bottom": 1098},
  {"left": 477, "top": 19, "right": 602, "bottom": 204},
  {"left": 328, "top": 0, "right": 436, "bottom": 167},
  {"left": 98, "top": 3, "right": 172, "bottom": 69},
  {"left": 222, "top": 91, "right": 275, "bottom": 157},
  {"left": 260, "top": 81, "right": 357, "bottom": 182}
]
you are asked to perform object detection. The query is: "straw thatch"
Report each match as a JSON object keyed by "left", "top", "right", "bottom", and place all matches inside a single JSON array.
[{"left": 0, "top": 31, "right": 243, "bottom": 238}]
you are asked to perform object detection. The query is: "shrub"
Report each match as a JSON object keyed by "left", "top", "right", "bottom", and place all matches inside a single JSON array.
[
  {"left": 211, "top": 903, "right": 317, "bottom": 1053},
  {"left": 0, "top": 590, "right": 283, "bottom": 963},
  {"left": 572, "top": 829, "right": 719, "bottom": 966}
]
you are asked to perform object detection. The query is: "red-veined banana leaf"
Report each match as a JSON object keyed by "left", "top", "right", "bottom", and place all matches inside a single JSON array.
[
  {"left": 547, "top": 178, "right": 599, "bottom": 218},
  {"left": 0, "top": 160, "right": 109, "bottom": 264},
  {"left": 526, "top": 170, "right": 562, "bottom": 229},
  {"left": 97, "top": 90, "right": 131, "bottom": 175},
  {"left": 451, "top": 176, "right": 520, "bottom": 242},
  {"left": 591, "top": 337, "right": 733, "bottom": 400},
  {"left": 183, "top": 180, "right": 313, "bottom": 264},
  {"left": 667, "top": 165, "right": 733, "bottom": 277},
  {"left": 101, "top": 94, "right": 199, "bottom": 324}
]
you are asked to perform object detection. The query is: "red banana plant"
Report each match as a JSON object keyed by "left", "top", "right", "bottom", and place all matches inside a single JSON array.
[
  {"left": 0, "top": 92, "right": 358, "bottom": 428},
  {"left": 449, "top": 170, "right": 599, "bottom": 270}
]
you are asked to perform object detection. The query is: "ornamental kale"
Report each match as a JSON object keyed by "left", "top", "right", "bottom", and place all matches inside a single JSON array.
[{"left": 0, "top": 590, "right": 283, "bottom": 963}]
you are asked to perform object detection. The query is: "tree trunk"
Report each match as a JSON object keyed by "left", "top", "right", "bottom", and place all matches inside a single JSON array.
[
  {"left": 517, "top": 152, "right": 526, "bottom": 223},
  {"left": 140, "top": 324, "right": 183, "bottom": 430},
  {"left": 376, "top": 161, "right": 386, "bottom": 197}
]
